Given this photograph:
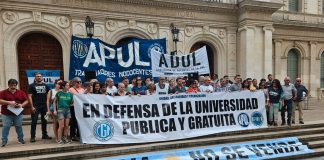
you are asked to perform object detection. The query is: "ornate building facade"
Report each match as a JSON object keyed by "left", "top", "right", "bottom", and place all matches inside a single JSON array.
[{"left": 0, "top": 0, "right": 323, "bottom": 98}]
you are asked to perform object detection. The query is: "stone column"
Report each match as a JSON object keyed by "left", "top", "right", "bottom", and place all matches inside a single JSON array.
[
  {"left": 226, "top": 27, "right": 237, "bottom": 77},
  {"left": 309, "top": 41, "right": 318, "bottom": 98},
  {"left": 273, "top": 39, "right": 283, "bottom": 79},
  {"left": 263, "top": 26, "right": 274, "bottom": 77},
  {"left": 238, "top": 26, "right": 256, "bottom": 79}
]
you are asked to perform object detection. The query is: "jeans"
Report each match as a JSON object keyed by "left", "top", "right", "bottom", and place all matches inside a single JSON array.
[
  {"left": 30, "top": 106, "right": 48, "bottom": 138},
  {"left": 269, "top": 103, "right": 280, "bottom": 122},
  {"left": 2, "top": 114, "right": 24, "bottom": 144},
  {"left": 281, "top": 99, "right": 292, "bottom": 124}
]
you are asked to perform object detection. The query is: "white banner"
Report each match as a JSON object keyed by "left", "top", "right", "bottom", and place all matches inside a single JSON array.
[
  {"left": 74, "top": 91, "right": 267, "bottom": 144},
  {"left": 151, "top": 46, "right": 210, "bottom": 77}
]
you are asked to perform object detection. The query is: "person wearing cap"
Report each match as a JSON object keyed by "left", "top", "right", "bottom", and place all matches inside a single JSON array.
[{"left": 0, "top": 79, "right": 28, "bottom": 147}]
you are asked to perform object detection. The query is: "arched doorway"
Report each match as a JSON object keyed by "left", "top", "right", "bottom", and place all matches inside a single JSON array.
[
  {"left": 190, "top": 42, "right": 215, "bottom": 76},
  {"left": 287, "top": 48, "right": 300, "bottom": 84},
  {"left": 17, "top": 32, "right": 63, "bottom": 92},
  {"left": 116, "top": 37, "right": 137, "bottom": 46}
]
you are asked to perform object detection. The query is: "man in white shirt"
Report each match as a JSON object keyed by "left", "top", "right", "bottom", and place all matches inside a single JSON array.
[
  {"left": 199, "top": 76, "right": 214, "bottom": 93},
  {"left": 105, "top": 78, "right": 117, "bottom": 95}
]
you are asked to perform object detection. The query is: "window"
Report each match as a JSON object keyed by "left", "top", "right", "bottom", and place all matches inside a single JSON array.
[
  {"left": 289, "top": 0, "right": 299, "bottom": 12},
  {"left": 321, "top": 52, "right": 324, "bottom": 88},
  {"left": 287, "top": 49, "right": 299, "bottom": 84}
]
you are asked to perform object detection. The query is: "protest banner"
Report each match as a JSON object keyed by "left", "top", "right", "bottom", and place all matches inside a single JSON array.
[
  {"left": 103, "top": 137, "right": 313, "bottom": 160},
  {"left": 74, "top": 90, "right": 267, "bottom": 144},
  {"left": 69, "top": 36, "right": 166, "bottom": 82},
  {"left": 26, "top": 70, "right": 60, "bottom": 89},
  {"left": 151, "top": 46, "right": 210, "bottom": 77}
]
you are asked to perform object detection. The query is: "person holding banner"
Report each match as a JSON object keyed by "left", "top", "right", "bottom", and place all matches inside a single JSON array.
[
  {"left": 53, "top": 81, "right": 73, "bottom": 144},
  {"left": 115, "top": 83, "right": 131, "bottom": 96},
  {"left": 28, "top": 72, "right": 51, "bottom": 143},
  {"left": 199, "top": 76, "right": 214, "bottom": 93},
  {"left": 122, "top": 77, "right": 132, "bottom": 93},
  {"left": 215, "top": 78, "right": 230, "bottom": 92},
  {"left": 187, "top": 80, "right": 200, "bottom": 93},
  {"left": 155, "top": 77, "right": 169, "bottom": 95},
  {"left": 229, "top": 75, "right": 242, "bottom": 92},
  {"left": 105, "top": 78, "right": 117, "bottom": 96},
  {"left": 68, "top": 77, "right": 84, "bottom": 141},
  {"left": 46, "top": 79, "right": 62, "bottom": 142},
  {"left": 169, "top": 77, "right": 186, "bottom": 94},
  {"left": 92, "top": 82, "right": 102, "bottom": 94},
  {"left": 0, "top": 79, "right": 28, "bottom": 147},
  {"left": 132, "top": 77, "right": 147, "bottom": 95},
  {"left": 146, "top": 83, "right": 157, "bottom": 95},
  {"left": 259, "top": 81, "right": 270, "bottom": 125},
  {"left": 268, "top": 79, "right": 284, "bottom": 126}
]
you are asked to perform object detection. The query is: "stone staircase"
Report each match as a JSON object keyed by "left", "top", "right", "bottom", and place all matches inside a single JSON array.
[{"left": 1, "top": 121, "right": 324, "bottom": 160}]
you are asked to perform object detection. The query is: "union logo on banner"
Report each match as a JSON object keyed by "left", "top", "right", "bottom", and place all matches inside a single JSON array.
[{"left": 72, "top": 40, "right": 88, "bottom": 59}]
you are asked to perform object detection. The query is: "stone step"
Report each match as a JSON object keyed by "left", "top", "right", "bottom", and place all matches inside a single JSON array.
[
  {"left": 308, "top": 140, "right": 324, "bottom": 149},
  {"left": 4, "top": 125, "right": 324, "bottom": 159},
  {"left": 299, "top": 134, "right": 324, "bottom": 143}
]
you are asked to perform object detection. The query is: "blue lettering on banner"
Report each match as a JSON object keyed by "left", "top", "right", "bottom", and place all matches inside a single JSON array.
[
  {"left": 69, "top": 36, "right": 166, "bottom": 82},
  {"left": 101, "top": 137, "right": 314, "bottom": 160}
]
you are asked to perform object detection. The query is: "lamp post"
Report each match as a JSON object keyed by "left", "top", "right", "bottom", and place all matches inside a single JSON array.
[
  {"left": 85, "top": 16, "right": 94, "bottom": 38},
  {"left": 170, "top": 23, "right": 179, "bottom": 55}
]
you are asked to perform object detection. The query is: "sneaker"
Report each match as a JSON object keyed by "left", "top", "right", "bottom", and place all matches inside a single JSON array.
[
  {"left": 281, "top": 122, "right": 286, "bottom": 126},
  {"left": 58, "top": 140, "right": 64, "bottom": 145},
  {"left": 1, "top": 142, "right": 7, "bottom": 147},
  {"left": 18, "top": 140, "right": 25, "bottom": 144},
  {"left": 274, "top": 122, "right": 278, "bottom": 126},
  {"left": 30, "top": 138, "right": 36, "bottom": 143},
  {"left": 300, "top": 121, "right": 304, "bottom": 124},
  {"left": 65, "top": 138, "right": 72, "bottom": 144},
  {"left": 42, "top": 135, "right": 52, "bottom": 140},
  {"left": 292, "top": 120, "right": 295, "bottom": 124}
]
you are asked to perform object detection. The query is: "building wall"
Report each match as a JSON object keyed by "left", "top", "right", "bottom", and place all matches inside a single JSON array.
[{"left": 0, "top": 0, "right": 323, "bottom": 98}]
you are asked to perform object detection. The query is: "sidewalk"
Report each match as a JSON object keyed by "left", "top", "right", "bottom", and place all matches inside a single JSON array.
[{"left": 0, "top": 98, "right": 323, "bottom": 153}]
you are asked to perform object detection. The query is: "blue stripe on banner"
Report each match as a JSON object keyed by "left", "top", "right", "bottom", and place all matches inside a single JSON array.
[
  {"left": 99, "top": 137, "right": 313, "bottom": 160},
  {"left": 26, "top": 70, "right": 61, "bottom": 89}
]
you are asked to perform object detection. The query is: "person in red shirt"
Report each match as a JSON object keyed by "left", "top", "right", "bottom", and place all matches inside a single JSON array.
[{"left": 0, "top": 79, "right": 28, "bottom": 147}]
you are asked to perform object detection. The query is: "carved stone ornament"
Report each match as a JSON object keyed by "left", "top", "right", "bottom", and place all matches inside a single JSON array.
[
  {"left": 129, "top": 20, "right": 136, "bottom": 29},
  {"left": 57, "top": 16, "right": 70, "bottom": 28},
  {"left": 147, "top": 23, "right": 157, "bottom": 34},
  {"left": 105, "top": 20, "right": 117, "bottom": 31},
  {"left": 185, "top": 26, "right": 194, "bottom": 37},
  {"left": 203, "top": 26, "right": 209, "bottom": 33},
  {"left": 218, "top": 29, "right": 226, "bottom": 39},
  {"left": 33, "top": 11, "right": 42, "bottom": 22},
  {"left": 2, "top": 11, "right": 18, "bottom": 24}
]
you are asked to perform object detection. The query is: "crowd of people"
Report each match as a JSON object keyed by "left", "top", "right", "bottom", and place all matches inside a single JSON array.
[{"left": 0, "top": 72, "right": 309, "bottom": 147}]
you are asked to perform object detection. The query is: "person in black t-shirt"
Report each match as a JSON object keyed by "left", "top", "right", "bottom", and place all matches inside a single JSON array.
[{"left": 28, "top": 72, "right": 51, "bottom": 142}]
